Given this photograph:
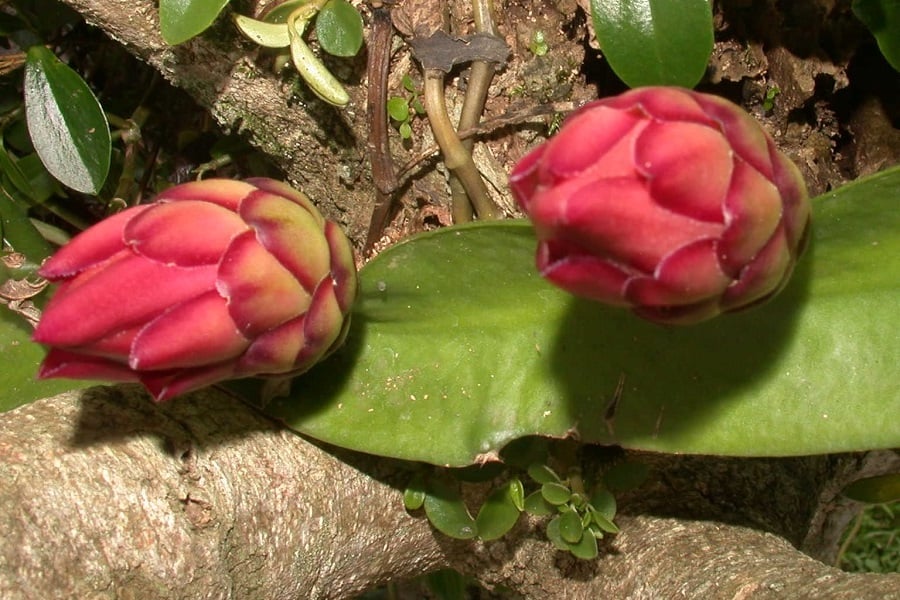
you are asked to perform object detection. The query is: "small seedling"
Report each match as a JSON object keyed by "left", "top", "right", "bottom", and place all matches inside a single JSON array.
[{"left": 387, "top": 75, "right": 425, "bottom": 140}]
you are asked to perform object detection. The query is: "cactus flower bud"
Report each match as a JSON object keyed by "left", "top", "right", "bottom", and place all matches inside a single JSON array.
[
  {"left": 33, "top": 178, "right": 357, "bottom": 401},
  {"left": 510, "top": 87, "right": 810, "bottom": 325}
]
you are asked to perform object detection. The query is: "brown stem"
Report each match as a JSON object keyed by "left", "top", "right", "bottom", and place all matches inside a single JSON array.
[{"left": 364, "top": 3, "right": 398, "bottom": 253}]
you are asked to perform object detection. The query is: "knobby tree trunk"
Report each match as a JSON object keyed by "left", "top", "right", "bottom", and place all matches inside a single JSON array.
[{"left": 1, "top": 386, "right": 898, "bottom": 599}]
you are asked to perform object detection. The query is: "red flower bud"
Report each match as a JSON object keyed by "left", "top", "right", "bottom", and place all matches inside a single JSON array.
[
  {"left": 33, "top": 178, "right": 357, "bottom": 401},
  {"left": 510, "top": 87, "right": 810, "bottom": 324}
]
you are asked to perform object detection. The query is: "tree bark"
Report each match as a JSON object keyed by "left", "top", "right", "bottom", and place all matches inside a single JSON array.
[{"left": 1, "top": 386, "right": 898, "bottom": 599}]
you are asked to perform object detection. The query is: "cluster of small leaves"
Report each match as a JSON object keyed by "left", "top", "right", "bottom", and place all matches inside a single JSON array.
[
  {"left": 167, "top": 0, "right": 363, "bottom": 107},
  {"left": 762, "top": 86, "right": 781, "bottom": 113},
  {"left": 404, "top": 458, "right": 648, "bottom": 561},
  {"left": 387, "top": 75, "right": 425, "bottom": 140},
  {"left": 524, "top": 463, "right": 621, "bottom": 559},
  {"left": 404, "top": 470, "right": 523, "bottom": 543}
]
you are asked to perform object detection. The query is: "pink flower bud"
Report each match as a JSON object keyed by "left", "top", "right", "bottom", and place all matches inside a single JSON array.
[
  {"left": 510, "top": 87, "right": 810, "bottom": 324},
  {"left": 33, "top": 178, "right": 357, "bottom": 401}
]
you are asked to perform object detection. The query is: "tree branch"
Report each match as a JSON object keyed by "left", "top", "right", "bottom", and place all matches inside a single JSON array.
[{"left": 1, "top": 386, "right": 898, "bottom": 598}]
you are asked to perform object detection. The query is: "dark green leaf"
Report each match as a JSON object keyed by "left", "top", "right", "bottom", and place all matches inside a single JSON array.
[
  {"left": 315, "top": 0, "right": 364, "bottom": 57},
  {"left": 843, "top": 474, "right": 900, "bottom": 504},
  {"left": 24, "top": 46, "right": 110, "bottom": 194},
  {"left": 589, "top": 0, "right": 713, "bottom": 87},
  {"left": 852, "top": 0, "right": 900, "bottom": 71},
  {"left": 158, "top": 0, "right": 229, "bottom": 45},
  {"left": 423, "top": 480, "right": 477, "bottom": 539},
  {"left": 0, "top": 139, "right": 37, "bottom": 201},
  {"left": 266, "top": 167, "right": 900, "bottom": 466},
  {"left": 475, "top": 480, "right": 522, "bottom": 541}
]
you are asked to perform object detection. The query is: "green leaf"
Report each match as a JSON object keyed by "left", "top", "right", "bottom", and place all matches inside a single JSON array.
[
  {"left": 233, "top": 14, "right": 290, "bottom": 48},
  {"left": 387, "top": 97, "right": 410, "bottom": 122},
  {"left": 0, "top": 306, "right": 92, "bottom": 413},
  {"left": 159, "top": 0, "right": 229, "bottom": 45},
  {"left": 852, "top": 0, "right": 900, "bottom": 71},
  {"left": 541, "top": 482, "right": 572, "bottom": 505},
  {"left": 557, "top": 510, "right": 584, "bottom": 544},
  {"left": 475, "top": 479, "right": 522, "bottom": 541},
  {"left": 24, "top": 46, "right": 110, "bottom": 194},
  {"left": 403, "top": 475, "right": 427, "bottom": 510},
  {"left": 524, "top": 490, "right": 556, "bottom": 516},
  {"left": 265, "top": 167, "right": 900, "bottom": 466},
  {"left": 0, "top": 135, "right": 37, "bottom": 201},
  {"left": 589, "top": 488, "right": 617, "bottom": 521},
  {"left": 527, "top": 463, "right": 562, "bottom": 485},
  {"left": 842, "top": 474, "right": 900, "bottom": 504},
  {"left": 423, "top": 480, "right": 477, "bottom": 540},
  {"left": 315, "top": 0, "right": 364, "bottom": 57},
  {"left": 568, "top": 528, "right": 599, "bottom": 559},
  {"left": 0, "top": 187, "right": 51, "bottom": 261},
  {"left": 589, "top": 0, "right": 713, "bottom": 87}
]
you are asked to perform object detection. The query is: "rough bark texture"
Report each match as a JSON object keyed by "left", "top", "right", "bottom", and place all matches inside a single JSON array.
[{"left": 1, "top": 387, "right": 899, "bottom": 599}]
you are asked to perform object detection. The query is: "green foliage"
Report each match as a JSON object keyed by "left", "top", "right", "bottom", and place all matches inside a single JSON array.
[
  {"left": 387, "top": 76, "right": 425, "bottom": 140},
  {"left": 232, "top": 1, "right": 365, "bottom": 107},
  {"left": 265, "top": 167, "right": 900, "bottom": 466},
  {"left": 24, "top": 46, "right": 110, "bottom": 195},
  {"left": 315, "top": 0, "right": 364, "bottom": 57},
  {"left": 852, "top": 0, "right": 900, "bottom": 71},
  {"left": 406, "top": 452, "right": 640, "bottom": 560},
  {"left": 158, "top": 0, "right": 229, "bottom": 46},
  {"left": 838, "top": 502, "right": 900, "bottom": 573},
  {"left": 589, "top": 0, "right": 714, "bottom": 87}
]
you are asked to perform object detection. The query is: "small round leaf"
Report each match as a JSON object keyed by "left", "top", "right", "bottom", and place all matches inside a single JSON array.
[
  {"left": 558, "top": 510, "right": 584, "bottom": 544},
  {"left": 475, "top": 481, "right": 522, "bottom": 541},
  {"left": 423, "top": 481, "right": 477, "bottom": 540},
  {"left": 569, "top": 528, "right": 599, "bottom": 560},
  {"left": 590, "top": 488, "right": 617, "bottom": 521},
  {"left": 315, "top": 0, "right": 364, "bottom": 57},
  {"left": 524, "top": 490, "right": 556, "bottom": 516},
  {"left": 541, "top": 482, "right": 572, "bottom": 505},
  {"left": 528, "top": 463, "right": 562, "bottom": 485}
]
